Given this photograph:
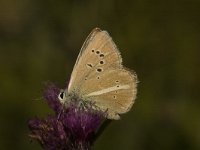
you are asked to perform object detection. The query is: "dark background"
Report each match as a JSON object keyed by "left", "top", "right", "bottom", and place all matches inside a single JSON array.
[{"left": 0, "top": 0, "right": 200, "bottom": 150}]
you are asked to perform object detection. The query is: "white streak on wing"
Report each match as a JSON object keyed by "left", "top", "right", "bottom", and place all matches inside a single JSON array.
[{"left": 86, "top": 85, "right": 130, "bottom": 96}]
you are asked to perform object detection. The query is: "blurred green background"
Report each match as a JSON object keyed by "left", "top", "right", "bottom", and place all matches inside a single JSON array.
[{"left": 0, "top": 0, "right": 200, "bottom": 150}]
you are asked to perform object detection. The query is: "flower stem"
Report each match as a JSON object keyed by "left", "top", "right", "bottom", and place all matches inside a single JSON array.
[{"left": 92, "top": 119, "right": 112, "bottom": 144}]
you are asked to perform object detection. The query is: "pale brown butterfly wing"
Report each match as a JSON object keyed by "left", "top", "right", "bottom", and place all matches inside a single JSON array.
[
  {"left": 80, "top": 69, "right": 137, "bottom": 120},
  {"left": 67, "top": 28, "right": 137, "bottom": 120},
  {"left": 68, "top": 28, "right": 122, "bottom": 93}
]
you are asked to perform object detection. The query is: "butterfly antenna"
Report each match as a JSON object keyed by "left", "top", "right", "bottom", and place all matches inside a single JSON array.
[{"left": 32, "top": 97, "right": 43, "bottom": 101}]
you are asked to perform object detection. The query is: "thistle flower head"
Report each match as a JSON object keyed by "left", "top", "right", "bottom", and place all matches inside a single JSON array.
[{"left": 28, "top": 82, "right": 105, "bottom": 150}]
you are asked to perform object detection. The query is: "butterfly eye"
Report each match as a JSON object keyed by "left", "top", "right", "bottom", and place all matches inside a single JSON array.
[{"left": 58, "top": 90, "right": 65, "bottom": 102}]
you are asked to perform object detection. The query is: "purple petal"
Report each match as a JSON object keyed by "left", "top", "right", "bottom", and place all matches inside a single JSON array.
[{"left": 43, "top": 82, "right": 62, "bottom": 113}]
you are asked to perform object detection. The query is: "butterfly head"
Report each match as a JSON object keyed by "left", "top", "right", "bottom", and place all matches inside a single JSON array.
[{"left": 58, "top": 89, "right": 67, "bottom": 104}]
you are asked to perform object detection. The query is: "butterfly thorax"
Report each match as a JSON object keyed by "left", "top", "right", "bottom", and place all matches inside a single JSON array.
[{"left": 59, "top": 90, "right": 100, "bottom": 112}]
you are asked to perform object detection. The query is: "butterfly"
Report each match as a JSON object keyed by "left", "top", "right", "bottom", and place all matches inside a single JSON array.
[{"left": 58, "top": 28, "right": 137, "bottom": 120}]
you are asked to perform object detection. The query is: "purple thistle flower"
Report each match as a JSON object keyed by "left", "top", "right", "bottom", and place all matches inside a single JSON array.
[{"left": 28, "top": 82, "right": 105, "bottom": 150}]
